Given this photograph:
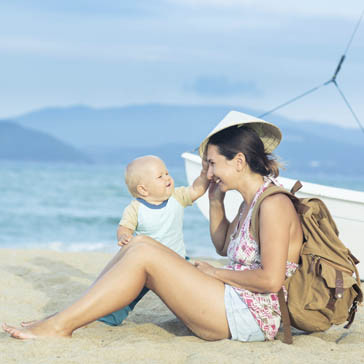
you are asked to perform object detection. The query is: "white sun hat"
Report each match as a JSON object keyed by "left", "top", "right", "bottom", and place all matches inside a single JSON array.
[{"left": 199, "top": 110, "right": 282, "bottom": 158}]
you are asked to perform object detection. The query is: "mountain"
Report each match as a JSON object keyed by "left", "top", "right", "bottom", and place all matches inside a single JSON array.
[
  {"left": 84, "top": 143, "right": 193, "bottom": 167},
  {"left": 15, "top": 104, "right": 364, "bottom": 149},
  {"left": 0, "top": 121, "right": 91, "bottom": 163},
  {"left": 9, "top": 104, "right": 364, "bottom": 175},
  {"left": 14, "top": 104, "right": 231, "bottom": 148}
]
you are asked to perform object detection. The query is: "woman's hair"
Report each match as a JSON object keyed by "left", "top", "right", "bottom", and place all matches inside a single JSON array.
[{"left": 207, "top": 125, "right": 280, "bottom": 177}]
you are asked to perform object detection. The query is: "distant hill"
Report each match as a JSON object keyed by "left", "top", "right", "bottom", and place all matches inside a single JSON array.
[
  {"left": 9, "top": 104, "right": 364, "bottom": 175},
  {"left": 0, "top": 121, "right": 91, "bottom": 163},
  {"left": 84, "top": 143, "right": 194, "bottom": 168},
  {"left": 14, "top": 104, "right": 364, "bottom": 148},
  {"left": 14, "top": 104, "right": 231, "bottom": 148}
]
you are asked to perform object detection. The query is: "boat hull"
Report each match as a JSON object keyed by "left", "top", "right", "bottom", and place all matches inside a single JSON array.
[{"left": 182, "top": 152, "right": 364, "bottom": 279}]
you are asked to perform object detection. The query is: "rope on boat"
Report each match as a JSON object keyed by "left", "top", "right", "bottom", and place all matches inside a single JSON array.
[
  {"left": 343, "top": 9, "right": 364, "bottom": 56},
  {"left": 259, "top": 9, "right": 364, "bottom": 135},
  {"left": 188, "top": 10, "right": 364, "bottom": 154},
  {"left": 258, "top": 81, "right": 329, "bottom": 119},
  {"left": 333, "top": 81, "right": 364, "bottom": 134}
]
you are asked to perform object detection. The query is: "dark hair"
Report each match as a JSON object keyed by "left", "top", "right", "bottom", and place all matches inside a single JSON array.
[{"left": 207, "top": 125, "right": 280, "bottom": 177}]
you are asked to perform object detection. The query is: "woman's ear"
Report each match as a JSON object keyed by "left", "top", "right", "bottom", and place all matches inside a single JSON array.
[
  {"left": 136, "top": 184, "right": 148, "bottom": 197},
  {"left": 235, "top": 152, "right": 246, "bottom": 172}
]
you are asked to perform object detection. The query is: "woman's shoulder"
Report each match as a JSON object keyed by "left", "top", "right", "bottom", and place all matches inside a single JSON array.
[{"left": 260, "top": 191, "right": 296, "bottom": 216}]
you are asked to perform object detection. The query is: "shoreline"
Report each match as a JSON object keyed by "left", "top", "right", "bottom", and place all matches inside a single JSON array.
[{"left": 1, "top": 248, "right": 363, "bottom": 364}]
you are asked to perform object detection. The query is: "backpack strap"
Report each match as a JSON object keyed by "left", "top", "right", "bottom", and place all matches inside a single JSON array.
[
  {"left": 251, "top": 180, "right": 302, "bottom": 344},
  {"left": 290, "top": 180, "right": 303, "bottom": 195},
  {"left": 278, "top": 288, "right": 293, "bottom": 344}
]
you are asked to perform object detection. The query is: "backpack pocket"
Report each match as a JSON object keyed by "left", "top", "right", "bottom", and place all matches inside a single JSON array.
[
  {"left": 286, "top": 255, "right": 358, "bottom": 332},
  {"left": 304, "top": 259, "right": 357, "bottom": 326}
]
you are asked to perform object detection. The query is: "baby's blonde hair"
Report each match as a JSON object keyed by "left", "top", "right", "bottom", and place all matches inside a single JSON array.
[{"left": 124, "top": 155, "right": 161, "bottom": 197}]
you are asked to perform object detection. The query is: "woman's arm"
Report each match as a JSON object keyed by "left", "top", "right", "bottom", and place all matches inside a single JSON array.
[
  {"left": 208, "top": 182, "right": 242, "bottom": 256},
  {"left": 197, "top": 193, "right": 295, "bottom": 292}
]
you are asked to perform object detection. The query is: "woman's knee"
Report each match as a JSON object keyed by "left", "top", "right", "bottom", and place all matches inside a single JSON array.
[
  {"left": 130, "top": 235, "right": 156, "bottom": 245},
  {"left": 122, "top": 235, "right": 162, "bottom": 260}
]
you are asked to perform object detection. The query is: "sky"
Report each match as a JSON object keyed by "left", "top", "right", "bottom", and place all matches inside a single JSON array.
[{"left": 1, "top": 0, "right": 363, "bottom": 128}]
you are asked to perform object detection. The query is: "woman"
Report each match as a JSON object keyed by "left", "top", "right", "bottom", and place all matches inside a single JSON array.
[{"left": 2, "top": 111, "right": 303, "bottom": 342}]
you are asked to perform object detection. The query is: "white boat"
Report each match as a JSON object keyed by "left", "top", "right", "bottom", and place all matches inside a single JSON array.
[{"left": 182, "top": 151, "right": 364, "bottom": 278}]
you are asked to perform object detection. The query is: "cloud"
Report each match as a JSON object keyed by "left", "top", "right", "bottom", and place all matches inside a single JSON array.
[
  {"left": 167, "top": 0, "right": 363, "bottom": 19},
  {"left": 186, "top": 75, "right": 261, "bottom": 97},
  {"left": 1, "top": 0, "right": 157, "bottom": 17},
  {"left": 0, "top": 35, "right": 170, "bottom": 62}
]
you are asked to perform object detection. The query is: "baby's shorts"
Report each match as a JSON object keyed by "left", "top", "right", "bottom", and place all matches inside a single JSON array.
[{"left": 224, "top": 284, "right": 265, "bottom": 342}]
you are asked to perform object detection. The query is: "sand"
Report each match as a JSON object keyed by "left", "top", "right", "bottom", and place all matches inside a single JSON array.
[{"left": 0, "top": 249, "right": 363, "bottom": 364}]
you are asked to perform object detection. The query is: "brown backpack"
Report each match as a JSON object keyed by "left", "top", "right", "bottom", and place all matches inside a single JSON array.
[{"left": 251, "top": 181, "right": 363, "bottom": 344}]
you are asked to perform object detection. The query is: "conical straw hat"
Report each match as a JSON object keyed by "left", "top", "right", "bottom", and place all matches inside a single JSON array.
[{"left": 199, "top": 110, "right": 282, "bottom": 158}]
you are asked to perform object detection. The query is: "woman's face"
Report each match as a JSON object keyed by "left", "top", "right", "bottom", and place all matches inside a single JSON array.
[{"left": 206, "top": 144, "right": 237, "bottom": 192}]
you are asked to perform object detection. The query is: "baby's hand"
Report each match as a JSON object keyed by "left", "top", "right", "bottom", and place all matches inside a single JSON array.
[{"left": 117, "top": 233, "right": 132, "bottom": 246}]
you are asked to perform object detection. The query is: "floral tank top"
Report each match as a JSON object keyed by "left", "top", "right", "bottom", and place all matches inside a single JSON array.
[{"left": 225, "top": 176, "right": 298, "bottom": 341}]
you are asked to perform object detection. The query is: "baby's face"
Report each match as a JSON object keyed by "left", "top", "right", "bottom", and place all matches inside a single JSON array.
[{"left": 141, "top": 159, "right": 174, "bottom": 203}]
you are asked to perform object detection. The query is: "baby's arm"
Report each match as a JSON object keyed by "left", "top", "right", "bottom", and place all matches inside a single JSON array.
[
  {"left": 189, "top": 158, "right": 209, "bottom": 202},
  {"left": 117, "top": 225, "right": 134, "bottom": 246},
  {"left": 117, "top": 200, "right": 138, "bottom": 246}
]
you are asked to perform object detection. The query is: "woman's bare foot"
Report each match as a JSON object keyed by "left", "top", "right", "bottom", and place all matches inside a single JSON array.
[
  {"left": 2, "top": 318, "right": 71, "bottom": 340},
  {"left": 2, "top": 323, "right": 37, "bottom": 339},
  {"left": 20, "top": 320, "right": 38, "bottom": 327},
  {"left": 21, "top": 313, "right": 57, "bottom": 327}
]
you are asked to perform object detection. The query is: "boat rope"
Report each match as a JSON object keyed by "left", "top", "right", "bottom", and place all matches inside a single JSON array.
[
  {"left": 258, "top": 80, "right": 329, "bottom": 118},
  {"left": 343, "top": 9, "right": 364, "bottom": 56},
  {"left": 333, "top": 80, "right": 364, "bottom": 134},
  {"left": 259, "top": 9, "right": 364, "bottom": 135},
  {"left": 189, "top": 10, "right": 364, "bottom": 154}
]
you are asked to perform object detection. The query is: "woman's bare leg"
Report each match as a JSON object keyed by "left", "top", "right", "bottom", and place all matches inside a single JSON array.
[
  {"left": 20, "top": 247, "right": 128, "bottom": 327},
  {"left": 92, "top": 246, "right": 126, "bottom": 283},
  {"left": 3, "top": 237, "right": 230, "bottom": 341}
]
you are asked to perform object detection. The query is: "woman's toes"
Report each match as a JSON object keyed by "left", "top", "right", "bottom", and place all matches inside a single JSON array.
[
  {"left": 21, "top": 320, "right": 37, "bottom": 327},
  {"left": 2, "top": 323, "right": 36, "bottom": 340}
]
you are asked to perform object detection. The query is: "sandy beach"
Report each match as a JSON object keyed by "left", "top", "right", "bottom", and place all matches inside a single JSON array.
[{"left": 1, "top": 249, "right": 363, "bottom": 364}]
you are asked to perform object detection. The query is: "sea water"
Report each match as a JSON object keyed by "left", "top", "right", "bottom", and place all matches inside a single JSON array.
[
  {"left": 1, "top": 161, "right": 363, "bottom": 259},
  {"left": 0, "top": 161, "right": 216, "bottom": 258}
]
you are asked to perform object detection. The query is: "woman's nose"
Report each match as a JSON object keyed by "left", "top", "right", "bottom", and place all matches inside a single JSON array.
[{"left": 207, "top": 166, "right": 214, "bottom": 180}]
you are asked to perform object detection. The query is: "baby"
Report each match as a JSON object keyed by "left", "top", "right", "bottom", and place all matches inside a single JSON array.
[{"left": 98, "top": 154, "right": 209, "bottom": 326}]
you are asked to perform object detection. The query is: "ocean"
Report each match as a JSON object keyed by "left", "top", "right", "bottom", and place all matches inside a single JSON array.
[
  {"left": 1, "top": 161, "right": 363, "bottom": 259},
  {"left": 0, "top": 161, "right": 217, "bottom": 259}
]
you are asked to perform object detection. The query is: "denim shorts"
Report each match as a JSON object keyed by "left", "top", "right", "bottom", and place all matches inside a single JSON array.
[{"left": 224, "top": 285, "right": 265, "bottom": 342}]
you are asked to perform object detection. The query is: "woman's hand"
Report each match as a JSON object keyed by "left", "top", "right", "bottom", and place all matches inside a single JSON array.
[
  {"left": 208, "top": 180, "right": 225, "bottom": 203},
  {"left": 194, "top": 260, "right": 218, "bottom": 279},
  {"left": 201, "top": 157, "right": 208, "bottom": 175}
]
